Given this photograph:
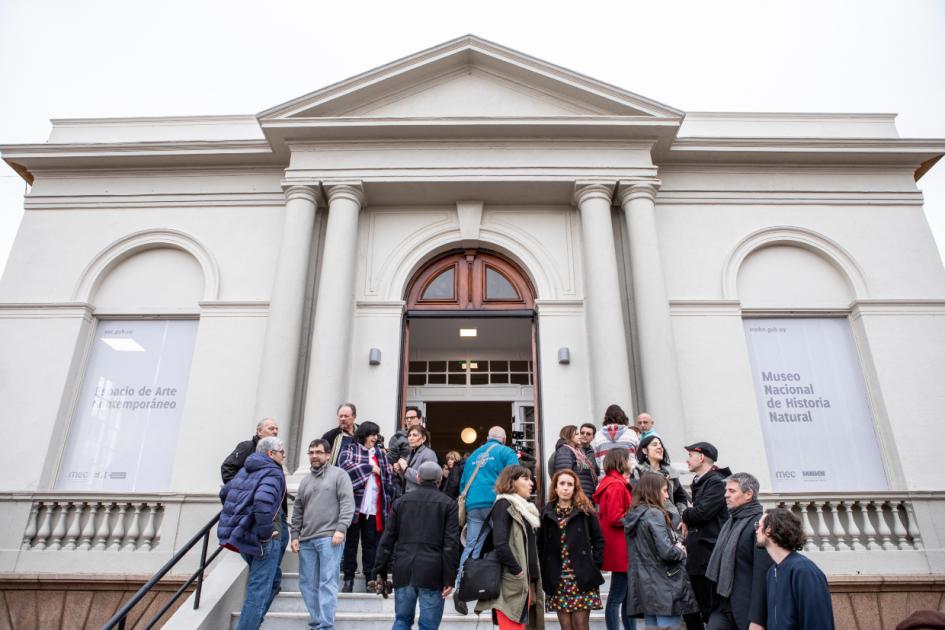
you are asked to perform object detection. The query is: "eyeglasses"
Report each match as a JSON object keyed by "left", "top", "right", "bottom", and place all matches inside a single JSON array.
[{"left": 272, "top": 449, "right": 285, "bottom": 455}]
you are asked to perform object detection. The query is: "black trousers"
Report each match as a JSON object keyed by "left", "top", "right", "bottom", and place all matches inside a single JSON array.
[
  {"left": 684, "top": 574, "right": 715, "bottom": 630},
  {"left": 342, "top": 513, "right": 380, "bottom": 580}
]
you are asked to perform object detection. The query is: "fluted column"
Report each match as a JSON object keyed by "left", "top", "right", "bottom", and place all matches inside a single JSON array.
[
  {"left": 574, "top": 182, "right": 634, "bottom": 417},
  {"left": 618, "top": 180, "right": 686, "bottom": 450},
  {"left": 296, "top": 182, "right": 364, "bottom": 474},
  {"left": 253, "top": 185, "right": 320, "bottom": 438}
]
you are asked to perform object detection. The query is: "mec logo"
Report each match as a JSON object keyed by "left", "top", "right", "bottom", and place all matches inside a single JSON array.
[{"left": 775, "top": 470, "right": 796, "bottom": 479}]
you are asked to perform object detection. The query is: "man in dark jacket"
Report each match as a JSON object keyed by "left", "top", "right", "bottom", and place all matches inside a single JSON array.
[
  {"left": 388, "top": 406, "right": 422, "bottom": 466},
  {"left": 705, "top": 472, "right": 771, "bottom": 630},
  {"left": 221, "top": 417, "right": 278, "bottom": 484},
  {"left": 681, "top": 442, "right": 731, "bottom": 630},
  {"left": 756, "top": 508, "right": 835, "bottom": 630},
  {"left": 218, "top": 436, "right": 287, "bottom": 630},
  {"left": 374, "top": 461, "right": 460, "bottom": 630},
  {"left": 323, "top": 402, "right": 358, "bottom": 465}
]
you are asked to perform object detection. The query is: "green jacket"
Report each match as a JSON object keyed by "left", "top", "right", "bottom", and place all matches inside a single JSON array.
[{"left": 475, "top": 498, "right": 545, "bottom": 629}]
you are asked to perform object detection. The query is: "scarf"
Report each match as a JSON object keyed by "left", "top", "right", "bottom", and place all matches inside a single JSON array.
[
  {"left": 496, "top": 493, "right": 541, "bottom": 529},
  {"left": 706, "top": 499, "right": 764, "bottom": 598}
]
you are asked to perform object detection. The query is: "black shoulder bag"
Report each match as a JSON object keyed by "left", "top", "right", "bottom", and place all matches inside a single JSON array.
[{"left": 456, "top": 505, "right": 502, "bottom": 602}]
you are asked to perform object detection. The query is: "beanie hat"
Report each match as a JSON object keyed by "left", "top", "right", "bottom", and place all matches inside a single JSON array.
[{"left": 419, "top": 461, "right": 442, "bottom": 482}]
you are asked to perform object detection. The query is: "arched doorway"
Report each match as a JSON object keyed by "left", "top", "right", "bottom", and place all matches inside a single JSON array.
[{"left": 402, "top": 249, "right": 543, "bottom": 490}]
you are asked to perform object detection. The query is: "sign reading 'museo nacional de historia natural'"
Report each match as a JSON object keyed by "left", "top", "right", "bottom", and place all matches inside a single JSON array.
[
  {"left": 56, "top": 320, "right": 198, "bottom": 492},
  {"left": 744, "top": 318, "right": 888, "bottom": 492}
]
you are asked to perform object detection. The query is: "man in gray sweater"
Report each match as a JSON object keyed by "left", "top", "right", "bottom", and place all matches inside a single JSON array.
[{"left": 291, "top": 438, "right": 355, "bottom": 630}]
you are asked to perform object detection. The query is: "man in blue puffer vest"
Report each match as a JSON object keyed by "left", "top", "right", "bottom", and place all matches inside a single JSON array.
[{"left": 219, "top": 436, "right": 288, "bottom": 630}]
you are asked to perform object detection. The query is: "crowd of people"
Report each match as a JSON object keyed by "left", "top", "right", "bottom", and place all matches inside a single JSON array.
[{"left": 216, "top": 404, "right": 836, "bottom": 630}]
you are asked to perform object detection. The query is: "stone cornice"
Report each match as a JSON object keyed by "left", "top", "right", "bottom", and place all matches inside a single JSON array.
[
  {"left": 654, "top": 191, "right": 925, "bottom": 206},
  {"left": 0, "top": 302, "right": 94, "bottom": 319},
  {"left": 23, "top": 192, "right": 287, "bottom": 210}
]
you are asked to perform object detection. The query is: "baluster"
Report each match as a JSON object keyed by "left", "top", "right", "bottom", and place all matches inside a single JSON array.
[
  {"left": 813, "top": 503, "right": 832, "bottom": 551},
  {"left": 21, "top": 503, "right": 40, "bottom": 550},
  {"left": 848, "top": 501, "right": 866, "bottom": 551},
  {"left": 891, "top": 501, "right": 911, "bottom": 550},
  {"left": 140, "top": 504, "right": 158, "bottom": 551},
  {"left": 797, "top": 501, "right": 816, "bottom": 552},
  {"left": 64, "top": 502, "right": 83, "bottom": 550},
  {"left": 875, "top": 501, "right": 895, "bottom": 551},
  {"left": 861, "top": 501, "right": 880, "bottom": 550},
  {"left": 93, "top": 503, "right": 112, "bottom": 550},
  {"left": 830, "top": 502, "right": 850, "bottom": 551},
  {"left": 906, "top": 502, "right": 924, "bottom": 550},
  {"left": 48, "top": 503, "right": 68, "bottom": 550},
  {"left": 78, "top": 502, "right": 97, "bottom": 550},
  {"left": 122, "top": 504, "right": 142, "bottom": 551},
  {"left": 33, "top": 504, "right": 53, "bottom": 550},
  {"left": 107, "top": 503, "right": 127, "bottom": 551}
]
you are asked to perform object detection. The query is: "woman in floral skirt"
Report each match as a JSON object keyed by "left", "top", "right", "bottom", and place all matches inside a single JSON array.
[{"left": 539, "top": 469, "right": 605, "bottom": 630}]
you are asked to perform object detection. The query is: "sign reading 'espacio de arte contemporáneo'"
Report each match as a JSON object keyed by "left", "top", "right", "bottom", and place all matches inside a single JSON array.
[
  {"left": 743, "top": 318, "right": 888, "bottom": 492},
  {"left": 56, "top": 320, "right": 198, "bottom": 492}
]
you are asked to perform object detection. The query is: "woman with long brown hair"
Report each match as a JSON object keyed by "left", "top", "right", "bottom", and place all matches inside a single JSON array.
[
  {"left": 623, "top": 472, "right": 698, "bottom": 630},
  {"left": 539, "top": 469, "right": 605, "bottom": 630},
  {"left": 474, "top": 465, "right": 544, "bottom": 630}
]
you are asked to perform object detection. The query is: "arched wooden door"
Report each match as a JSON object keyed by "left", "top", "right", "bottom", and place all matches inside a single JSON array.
[
  {"left": 401, "top": 249, "right": 544, "bottom": 497},
  {"left": 406, "top": 249, "right": 535, "bottom": 310}
]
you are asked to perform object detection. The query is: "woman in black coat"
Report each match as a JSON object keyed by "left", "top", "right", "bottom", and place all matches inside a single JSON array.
[
  {"left": 550, "top": 425, "right": 599, "bottom": 499},
  {"left": 538, "top": 469, "right": 605, "bottom": 630}
]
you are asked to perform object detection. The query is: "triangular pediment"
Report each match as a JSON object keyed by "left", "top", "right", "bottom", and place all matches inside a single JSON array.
[{"left": 259, "top": 35, "right": 682, "bottom": 121}]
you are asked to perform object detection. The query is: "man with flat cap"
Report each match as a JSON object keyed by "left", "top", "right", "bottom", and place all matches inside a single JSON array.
[
  {"left": 681, "top": 442, "right": 732, "bottom": 630},
  {"left": 374, "top": 460, "right": 460, "bottom": 630}
]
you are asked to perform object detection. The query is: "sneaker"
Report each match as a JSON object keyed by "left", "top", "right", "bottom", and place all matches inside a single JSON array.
[{"left": 453, "top": 591, "right": 468, "bottom": 615}]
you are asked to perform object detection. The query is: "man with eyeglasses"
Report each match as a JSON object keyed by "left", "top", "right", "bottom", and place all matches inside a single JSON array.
[
  {"left": 388, "top": 406, "right": 423, "bottom": 492},
  {"left": 579, "top": 422, "right": 599, "bottom": 479},
  {"left": 218, "top": 436, "right": 288, "bottom": 630},
  {"left": 291, "top": 438, "right": 355, "bottom": 630}
]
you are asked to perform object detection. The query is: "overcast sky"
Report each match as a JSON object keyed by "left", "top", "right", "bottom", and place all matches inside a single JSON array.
[{"left": 1, "top": 0, "right": 943, "bottom": 278}]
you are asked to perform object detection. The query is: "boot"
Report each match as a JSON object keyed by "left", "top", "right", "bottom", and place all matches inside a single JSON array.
[{"left": 341, "top": 578, "right": 354, "bottom": 593}]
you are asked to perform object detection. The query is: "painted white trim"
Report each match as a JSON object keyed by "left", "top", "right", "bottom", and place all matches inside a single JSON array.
[
  {"left": 73, "top": 229, "right": 221, "bottom": 303},
  {"left": 721, "top": 226, "right": 869, "bottom": 301}
]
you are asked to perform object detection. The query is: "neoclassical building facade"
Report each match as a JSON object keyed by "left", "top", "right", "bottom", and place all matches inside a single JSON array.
[{"left": 2, "top": 36, "right": 945, "bottom": 625}]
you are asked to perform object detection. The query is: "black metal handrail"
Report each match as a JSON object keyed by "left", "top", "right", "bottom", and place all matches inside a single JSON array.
[{"left": 102, "top": 511, "right": 222, "bottom": 630}]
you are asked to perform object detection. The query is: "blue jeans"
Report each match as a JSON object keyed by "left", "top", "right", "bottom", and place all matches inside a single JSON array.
[
  {"left": 605, "top": 571, "right": 631, "bottom": 630},
  {"left": 237, "top": 534, "right": 284, "bottom": 630},
  {"left": 645, "top": 614, "right": 681, "bottom": 628},
  {"left": 299, "top": 536, "right": 344, "bottom": 629},
  {"left": 393, "top": 585, "right": 446, "bottom": 630},
  {"left": 454, "top": 507, "right": 491, "bottom": 589}
]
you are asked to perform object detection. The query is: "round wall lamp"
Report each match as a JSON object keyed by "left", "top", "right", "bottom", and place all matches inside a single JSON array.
[{"left": 461, "top": 427, "right": 477, "bottom": 444}]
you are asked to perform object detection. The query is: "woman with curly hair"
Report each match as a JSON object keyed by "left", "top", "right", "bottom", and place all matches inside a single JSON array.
[{"left": 539, "top": 469, "right": 605, "bottom": 630}]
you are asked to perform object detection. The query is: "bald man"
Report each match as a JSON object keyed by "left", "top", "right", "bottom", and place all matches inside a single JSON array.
[{"left": 452, "top": 426, "right": 520, "bottom": 614}]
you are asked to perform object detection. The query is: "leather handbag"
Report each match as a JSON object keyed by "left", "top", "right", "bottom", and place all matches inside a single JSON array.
[
  {"left": 457, "top": 443, "right": 498, "bottom": 527},
  {"left": 457, "top": 508, "right": 501, "bottom": 602}
]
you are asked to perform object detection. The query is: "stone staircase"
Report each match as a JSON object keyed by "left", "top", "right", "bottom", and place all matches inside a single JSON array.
[{"left": 232, "top": 573, "right": 615, "bottom": 629}]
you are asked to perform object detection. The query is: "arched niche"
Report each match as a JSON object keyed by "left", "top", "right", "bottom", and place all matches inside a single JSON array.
[
  {"left": 74, "top": 229, "right": 220, "bottom": 306},
  {"left": 724, "top": 226, "right": 868, "bottom": 307},
  {"left": 93, "top": 247, "right": 204, "bottom": 311}
]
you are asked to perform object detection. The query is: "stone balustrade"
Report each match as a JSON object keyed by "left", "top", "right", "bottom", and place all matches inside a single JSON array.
[
  {"left": 21, "top": 497, "right": 164, "bottom": 551},
  {"left": 761, "top": 493, "right": 923, "bottom": 553}
]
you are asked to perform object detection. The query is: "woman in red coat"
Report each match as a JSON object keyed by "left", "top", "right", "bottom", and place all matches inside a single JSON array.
[{"left": 592, "top": 447, "right": 633, "bottom": 630}]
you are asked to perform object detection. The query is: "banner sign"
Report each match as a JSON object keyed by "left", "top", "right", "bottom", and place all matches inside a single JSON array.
[
  {"left": 56, "top": 320, "right": 198, "bottom": 492},
  {"left": 743, "top": 318, "right": 887, "bottom": 491}
]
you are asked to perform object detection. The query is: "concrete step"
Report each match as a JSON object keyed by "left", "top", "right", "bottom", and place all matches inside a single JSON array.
[
  {"left": 239, "top": 611, "right": 610, "bottom": 629},
  {"left": 279, "top": 573, "right": 613, "bottom": 594}
]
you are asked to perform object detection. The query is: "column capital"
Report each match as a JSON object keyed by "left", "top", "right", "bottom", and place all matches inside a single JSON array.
[
  {"left": 282, "top": 184, "right": 321, "bottom": 206},
  {"left": 617, "top": 179, "right": 661, "bottom": 206},
  {"left": 572, "top": 181, "right": 616, "bottom": 207},
  {"left": 325, "top": 181, "right": 366, "bottom": 208}
]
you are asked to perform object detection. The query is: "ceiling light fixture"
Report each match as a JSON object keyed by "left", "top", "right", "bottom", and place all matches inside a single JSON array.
[{"left": 459, "top": 328, "right": 477, "bottom": 337}]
